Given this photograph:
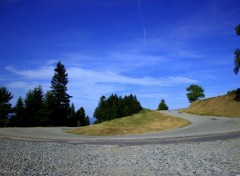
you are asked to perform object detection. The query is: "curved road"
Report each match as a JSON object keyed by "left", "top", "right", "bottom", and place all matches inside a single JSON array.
[{"left": 0, "top": 110, "right": 240, "bottom": 145}]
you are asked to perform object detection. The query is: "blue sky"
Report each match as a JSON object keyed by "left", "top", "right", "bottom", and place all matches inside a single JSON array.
[{"left": 0, "top": 0, "right": 239, "bottom": 117}]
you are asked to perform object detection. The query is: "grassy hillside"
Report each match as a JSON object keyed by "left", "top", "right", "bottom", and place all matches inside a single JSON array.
[
  {"left": 182, "top": 93, "right": 240, "bottom": 117},
  {"left": 66, "top": 109, "right": 190, "bottom": 136}
]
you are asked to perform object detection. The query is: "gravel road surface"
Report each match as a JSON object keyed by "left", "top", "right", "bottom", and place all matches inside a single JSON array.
[
  {"left": 0, "top": 111, "right": 240, "bottom": 175},
  {"left": 0, "top": 139, "right": 240, "bottom": 175}
]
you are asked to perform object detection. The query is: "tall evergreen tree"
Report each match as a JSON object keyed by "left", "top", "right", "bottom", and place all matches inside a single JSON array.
[
  {"left": 94, "top": 96, "right": 107, "bottom": 123},
  {"left": 50, "top": 61, "right": 72, "bottom": 126},
  {"left": 11, "top": 96, "right": 25, "bottom": 126},
  {"left": 76, "top": 107, "right": 89, "bottom": 126},
  {"left": 43, "top": 91, "right": 55, "bottom": 126},
  {"left": 0, "top": 87, "right": 13, "bottom": 127},
  {"left": 24, "top": 86, "right": 44, "bottom": 126},
  {"left": 67, "top": 103, "right": 76, "bottom": 126}
]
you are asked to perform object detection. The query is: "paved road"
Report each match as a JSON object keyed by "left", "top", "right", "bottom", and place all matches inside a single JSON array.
[{"left": 0, "top": 110, "right": 240, "bottom": 145}]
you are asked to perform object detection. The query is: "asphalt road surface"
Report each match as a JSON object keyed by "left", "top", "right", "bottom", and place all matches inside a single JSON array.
[{"left": 0, "top": 110, "right": 240, "bottom": 145}]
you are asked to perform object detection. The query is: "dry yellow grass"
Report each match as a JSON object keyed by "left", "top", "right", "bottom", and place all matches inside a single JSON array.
[
  {"left": 66, "top": 110, "right": 190, "bottom": 136},
  {"left": 182, "top": 94, "right": 240, "bottom": 117}
]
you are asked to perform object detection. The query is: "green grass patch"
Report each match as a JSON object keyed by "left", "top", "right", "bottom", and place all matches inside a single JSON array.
[{"left": 66, "top": 109, "right": 190, "bottom": 136}]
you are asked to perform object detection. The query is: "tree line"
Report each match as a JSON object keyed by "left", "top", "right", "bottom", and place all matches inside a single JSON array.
[
  {"left": 0, "top": 62, "right": 89, "bottom": 127},
  {"left": 94, "top": 94, "right": 142, "bottom": 123},
  {"left": 0, "top": 61, "right": 207, "bottom": 127}
]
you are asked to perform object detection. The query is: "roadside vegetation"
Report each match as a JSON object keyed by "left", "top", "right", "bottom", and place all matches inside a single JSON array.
[
  {"left": 182, "top": 90, "right": 240, "bottom": 117},
  {"left": 186, "top": 84, "right": 205, "bottom": 103},
  {"left": 66, "top": 109, "right": 190, "bottom": 136},
  {"left": 94, "top": 94, "right": 142, "bottom": 124},
  {"left": 157, "top": 99, "right": 169, "bottom": 110}
]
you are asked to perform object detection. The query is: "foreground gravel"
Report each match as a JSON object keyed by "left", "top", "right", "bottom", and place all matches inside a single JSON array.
[{"left": 0, "top": 139, "right": 240, "bottom": 176}]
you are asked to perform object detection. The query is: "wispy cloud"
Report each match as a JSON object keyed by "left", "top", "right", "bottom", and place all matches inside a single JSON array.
[
  {"left": 4, "top": 63, "right": 198, "bottom": 114},
  {"left": 70, "top": 67, "right": 197, "bottom": 86},
  {"left": 138, "top": 0, "right": 147, "bottom": 44},
  {"left": 6, "top": 65, "right": 197, "bottom": 87},
  {"left": 5, "top": 66, "right": 53, "bottom": 80},
  {"left": 7, "top": 81, "right": 46, "bottom": 90},
  {"left": 138, "top": 93, "right": 169, "bottom": 99}
]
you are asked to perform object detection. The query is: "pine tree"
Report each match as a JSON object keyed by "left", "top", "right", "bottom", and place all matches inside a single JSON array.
[
  {"left": 24, "top": 86, "right": 44, "bottom": 126},
  {"left": 158, "top": 99, "right": 169, "bottom": 110},
  {"left": 0, "top": 87, "right": 13, "bottom": 127},
  {"left": 94, "top": 96, "right": 106, "bottom": 123},
  {"left": 94, "top": 94, "right": 142, "bottom": 123},
  {"left": 67, "top": 103, "right": 76, "bottom": 126},
  {"left": 43, "top": 91, "right": 55, "bottom": 126},
  {"left": 234, "top": 24, "right": 240, "bottom": 75},
  {"left": 76, "top": 107, "right": 89, "bottom": 126},
  {"left": 50, "top": 61, "right": 72, "bottom": 126},
  {"left": 11, "top": 97, "right": 25, "bottom": 127}
]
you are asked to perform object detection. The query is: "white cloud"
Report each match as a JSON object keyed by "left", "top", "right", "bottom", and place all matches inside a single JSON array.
[
  {"left": 5, "top": 65, "right": 197, "bottom": 101},
  {"left": 6, "top": 65, "right": 197, "bottom": 87},
  {"left": 138, "top": 93, "right": 169, "bottom": 99},
  {"left": 5, "top": 66, "right": 53, "bottom": 80},
  {"left": 67, "top": 67, "right": 197, "bottom": 86},
  {"left": 4, "top": 63, "right": 198, "bottom": 115},
  {"left": 7, "top": 81, "right": 49, "bottom": 91},
  {"left": 7, "top": 81, "right": 30, "bottom": 89}
]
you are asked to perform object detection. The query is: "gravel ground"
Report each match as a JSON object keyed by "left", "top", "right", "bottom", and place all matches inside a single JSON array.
[{"left": 0, "top": 139, "right": 240, "bottom": 176}]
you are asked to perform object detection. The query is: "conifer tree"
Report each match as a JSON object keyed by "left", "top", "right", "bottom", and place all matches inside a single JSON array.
[
  {"left": 50, "top": 62, "right": 72, "bottom": 126},
  {"left": 0, "top": 87, "right": 13, "bottom": 127},
  {"left": 94, "top": 96, "right": 107, "bottom": 123},
  {"left": 11, "top": 96, "right": 25, "bottom": 126},
  {"left": 76, "top": 107, "right": 89, "bottom": 126},
  {"left": 94, "top": 94, "right": 142, "bottom": 123},
  {"left": 234, "top": 24, "right": 240, "bottom": 75},
  {"left": 158, "top": 99, "right": 169, "bottom": 110},
  {"left": 43, "top": 91, "right": 55, "bottom": 126},
  {"left": 67, "top": 103, "right": 76, "bottom": 126},
  {"left": 24, "top": 86, "right": 44, "bottom": 126}
]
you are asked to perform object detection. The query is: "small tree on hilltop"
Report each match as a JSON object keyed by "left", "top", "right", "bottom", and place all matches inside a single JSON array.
[
  {"left": 186, "top": 84, "right": 205, "bottom": 103},
  {"left": 157, "top": 99, "right": 169, "bottom": 110}
]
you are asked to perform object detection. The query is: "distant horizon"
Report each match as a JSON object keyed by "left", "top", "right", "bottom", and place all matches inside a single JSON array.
[{"left": 1, "top": 0, "right": 239, "bottom": 117}]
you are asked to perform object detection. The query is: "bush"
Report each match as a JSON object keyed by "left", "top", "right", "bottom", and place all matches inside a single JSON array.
[
  {"left": 235, "top": 88, "right": 240, "bottom": 101},
  {"left": 227, "top": 89, "right": 237, "bottom": 95},
  {"left": 158, "top": 99, "right": 169, "bottom": 110},
  {"left": 227, "top": 88, "right": 240, "bottom": 101}
]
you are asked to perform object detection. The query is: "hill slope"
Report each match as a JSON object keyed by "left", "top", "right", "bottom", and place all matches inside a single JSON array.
[
  {"left": 67, "top": 109, "right": 190, "bottom": 136},
  {"left": 182, "top": 93, "right": 240, "bottom": 117}
]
